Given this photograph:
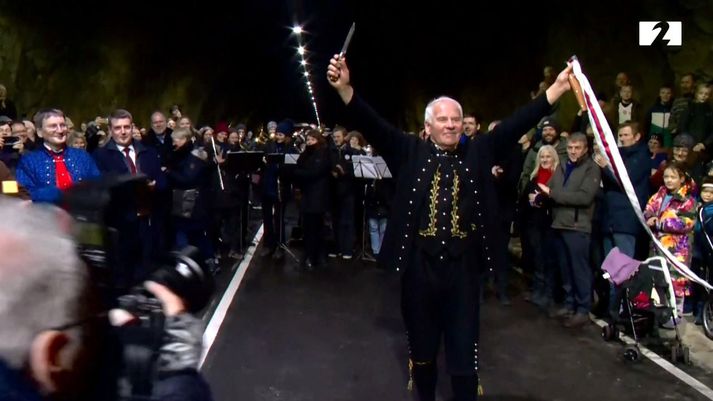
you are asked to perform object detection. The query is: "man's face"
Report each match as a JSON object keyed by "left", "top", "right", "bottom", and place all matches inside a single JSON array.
[
  {"left": 566, "top": 140, "right": 587, "bottom": 163},
  {"left": 659, "top": 87, "right": 673, "bottom": 103},
  {"left": 424, "top": 99, "right": 462, "bottom": 150},
  {"left": 40, "top": 116, "right": 68, "bottom": 148},
  {"left": 110, "top": 117, "right": 133, "bottom": 147},
  {"left": 617, "top": 126, "right": 640, "bottom": 147},
  {"left": 151, "top": 113, "right": 167, "bottom": 134},
  {"left": 620, "top": 86, "right": 633, "bottom": 102},
  {"left": 673, "top": 146, "right": 689, "bottom": 162},
  {"left": 333, "top": 131, "right": 345, "bottom": 146},
  {"left": 541, "top": 126, "right": 557, "bottom": 144},
  {"left": 681, "top": 75, "right": 694, "bottom": 94},
  {"left": 463, "top": 117, "right": 477, "bottom": 136},
  {"left": 11, "top": 123, "right": 27, "bottom": 140},
  {"left": 0, "top": 123, "right": 11, "bottom": 137}
]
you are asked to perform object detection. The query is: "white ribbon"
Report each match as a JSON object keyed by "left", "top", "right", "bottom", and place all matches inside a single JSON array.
[{"left": 569, "top": 56, "right": 713, "bottom": 291}]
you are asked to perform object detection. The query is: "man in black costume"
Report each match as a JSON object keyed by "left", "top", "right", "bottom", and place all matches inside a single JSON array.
[{"left": 327, "top": 56, "right": 572, "bottom": 401}]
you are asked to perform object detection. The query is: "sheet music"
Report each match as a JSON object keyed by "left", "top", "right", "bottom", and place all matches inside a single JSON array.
[
  {"left": 352, "top": 156, "right": 391, "bottom": 179},
  {"left": 285, "top": 154, "right": 299, "bottom": 164}
]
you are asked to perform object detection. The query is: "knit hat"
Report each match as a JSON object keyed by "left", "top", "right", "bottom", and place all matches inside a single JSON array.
[
  {"left": 540, "top": 118, "right": 560, "bottom": 133},
  {"left": 276, "top": 119, "right": 294, "bottom": 135},
  {"left": 673, "top": 133, "right": 694, "bottom": 149},
  {"left": 648, "top": 132, "right": 663, "bottom": 145},
  {"left": 235, "top": 123, "right": 246, "bottom": 131},
  {"left": 214, "top": 121, "right": 230, "bottom": 134}
]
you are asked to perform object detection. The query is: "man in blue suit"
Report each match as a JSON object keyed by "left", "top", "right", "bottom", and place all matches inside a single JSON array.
[{"left": 93, "top": 109, "right": 166, "bottom": 289}]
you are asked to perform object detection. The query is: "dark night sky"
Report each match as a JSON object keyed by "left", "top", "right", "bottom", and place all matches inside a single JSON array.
[{"left": 4, "top": 0, "right": 674, "bottom": 129}]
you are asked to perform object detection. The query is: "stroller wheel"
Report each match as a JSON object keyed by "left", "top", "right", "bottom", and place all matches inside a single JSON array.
[
  {"left": 623, "top": 345, "right": 640, "bottom": 362},
  {"left": 602, "top": 325, "right": 618, "bottom": 342},
  {"left": 703, "top": 298, "right": 713, "bottom": 341}
]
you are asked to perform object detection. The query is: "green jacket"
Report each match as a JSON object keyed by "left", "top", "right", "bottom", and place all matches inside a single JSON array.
[{"left": 549, "top": 155, "right": 601, "bottom": 233}]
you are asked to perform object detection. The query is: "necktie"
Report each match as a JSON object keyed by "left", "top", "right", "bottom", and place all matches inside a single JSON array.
[
  {"left": 51, "top": 152, "right": 73, "bottom": 190},
  {"left": 123, "top": 147, "right": 137, "bottom": 174}
]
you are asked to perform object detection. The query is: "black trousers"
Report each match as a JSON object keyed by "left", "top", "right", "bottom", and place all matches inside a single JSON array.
[
  {"left": 302, "top": 212, "right": 325, "bottom": 264},
  {"left": 401, "top": 248, "right": 480, "bottom": 376}
]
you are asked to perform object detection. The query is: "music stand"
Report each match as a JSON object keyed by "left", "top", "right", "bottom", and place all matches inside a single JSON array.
[
  {"left": 225, "top": 151, "right": 265, "bottom": 252},
  {"left": 352, "top": 156, "right": 392, "bottom": 262},
  {"left": 265, "top": 152, "right": 299, "bottom": 262}
]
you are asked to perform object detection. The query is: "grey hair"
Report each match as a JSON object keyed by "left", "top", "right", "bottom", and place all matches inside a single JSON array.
[
  {"left": 568, "top": 132, "right": 588, "bottom": 145},
  {"left": 33, "top": 108, "right": 65, "bottom": 131},
  {"left": 0, "top": 198, "right": 89, "bottom": 369},
  {"left": 424, "top": 96, "right": 463, "bottom": 124}
]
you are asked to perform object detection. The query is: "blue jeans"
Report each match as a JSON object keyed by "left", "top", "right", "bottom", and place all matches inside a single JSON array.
[
  {"left": 556, "top": 230, "right": 592, "bottom": 315},
  {"left": 603, "top": 232, "right": 636, "bottom": 319},
  {"left": 368, "top": 217, "right": 387, "bottom": 255}
]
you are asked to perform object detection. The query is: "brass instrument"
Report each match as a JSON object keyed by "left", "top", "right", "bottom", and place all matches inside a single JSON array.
[{"left": 255, "top": 126, "right": 270, "bottom": 145}]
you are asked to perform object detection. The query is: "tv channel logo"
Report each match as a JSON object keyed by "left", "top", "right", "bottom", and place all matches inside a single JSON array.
[{"left": 639, "top": 21, "right": 682, "bottom": 46}]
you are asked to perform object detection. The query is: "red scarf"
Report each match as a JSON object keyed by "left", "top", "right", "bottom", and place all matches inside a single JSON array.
[
  {"left": 536, "top": 166, "right": 553, "bottom": 185},
  {"left": 49, "top": 150, "right": 73, "bottom": 190}
]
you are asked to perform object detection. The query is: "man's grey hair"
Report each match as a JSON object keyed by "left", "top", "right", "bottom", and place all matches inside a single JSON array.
[
  {"left": 568, "top": 132, "right": 588, "bottom": 145},
  {"left": 424, "top": 96, "right": 463, "bottom": 124},
  {"left": 33, "top": 108, "right": 65, "bottom": 131},
  {"left": 0, "top": 198, "right": 89, "bottom": 369}
]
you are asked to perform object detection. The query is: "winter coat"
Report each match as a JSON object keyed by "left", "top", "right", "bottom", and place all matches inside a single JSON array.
[
  {"left": 548, "top": 156, "right": 602, "bottom": 233},
  {"left": 600, "top": 141, "right": 650, "bottom": 235},
  {"left": 644, "top": 183, "right": 696, "bottom": 296}
]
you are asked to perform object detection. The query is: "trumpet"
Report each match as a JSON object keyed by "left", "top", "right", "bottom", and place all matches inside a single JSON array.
[{"left": 255, "top": 126, "right": 270, "bottom": 145}]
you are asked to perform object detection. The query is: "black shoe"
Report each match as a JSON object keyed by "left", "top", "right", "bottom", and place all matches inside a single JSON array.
[{"left": 272, "top": 248, "right": 285, "bottom": 260}]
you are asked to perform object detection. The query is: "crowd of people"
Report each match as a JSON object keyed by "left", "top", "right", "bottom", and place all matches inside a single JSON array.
[{"left": 0, "top": 63, "right": 712, "bottom": 401}]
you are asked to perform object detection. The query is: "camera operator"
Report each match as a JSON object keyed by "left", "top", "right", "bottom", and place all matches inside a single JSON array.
[{"left": 0, "top": 198, "right": 213, "bottom": 401}]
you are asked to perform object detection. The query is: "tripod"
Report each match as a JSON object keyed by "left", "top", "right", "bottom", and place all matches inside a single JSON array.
[{"left": 268, "top": 152, "right": 299, "bottom": 262}]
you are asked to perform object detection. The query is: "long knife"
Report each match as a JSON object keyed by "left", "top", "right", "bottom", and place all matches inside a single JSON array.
[{"left": 339, "top": 22, "right": 356, "bottom": 58}]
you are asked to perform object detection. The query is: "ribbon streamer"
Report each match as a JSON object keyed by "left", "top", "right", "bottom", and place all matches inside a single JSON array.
[{"left": 569, "top": 56, "right": 713, "bottom": 291}]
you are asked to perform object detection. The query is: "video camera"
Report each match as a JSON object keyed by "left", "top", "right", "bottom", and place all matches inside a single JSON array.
[{"left": 60, "top": 174, "right": 214, "bottom": 399}]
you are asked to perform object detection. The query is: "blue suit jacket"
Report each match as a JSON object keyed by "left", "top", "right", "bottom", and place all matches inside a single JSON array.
[
  {"left": 92, "top": 139, "right": 166, "bottom": 190},
  {"left": 16, "top": 146, "right": 100, "bottom": 203}
]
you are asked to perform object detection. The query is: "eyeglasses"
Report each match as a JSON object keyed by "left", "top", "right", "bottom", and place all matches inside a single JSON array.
[{"left": 45, "top": 123, "right": 68, "bottom": 131}]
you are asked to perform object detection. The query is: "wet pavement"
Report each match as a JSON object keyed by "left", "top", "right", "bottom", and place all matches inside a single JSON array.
[{"left": 201, "top": 243, "right": 713, "bottom": 401}]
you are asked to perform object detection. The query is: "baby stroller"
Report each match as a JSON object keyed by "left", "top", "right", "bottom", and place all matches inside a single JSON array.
[{"left": 600, "top": 247, "right": 689, "bottom": 364}]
